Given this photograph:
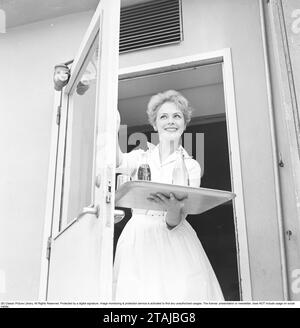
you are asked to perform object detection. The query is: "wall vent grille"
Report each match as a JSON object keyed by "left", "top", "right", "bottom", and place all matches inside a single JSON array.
[{"left": 120, "top": 0, "right": 182, "bottom": 53}]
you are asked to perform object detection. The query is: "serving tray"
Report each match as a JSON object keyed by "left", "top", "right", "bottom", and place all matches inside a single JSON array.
[{"left": 115, "top": 181, "right": 235, "bottom": 215}]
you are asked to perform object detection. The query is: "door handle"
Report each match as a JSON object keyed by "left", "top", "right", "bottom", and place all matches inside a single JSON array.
[
  {"left": 54, "top": 204, "right": 100, "bottom": 240},
  {"left": 74, "top": 205, "right": 124, "bottom": 224},
  {"left": 75, "top": 204, "right": 100, "bottom": 222},
  {"left": 114, "top": 209, "right": 125, "bottom": 224},
  {"left": 75, "top": 206, "right": 124, "bottom": 223}
]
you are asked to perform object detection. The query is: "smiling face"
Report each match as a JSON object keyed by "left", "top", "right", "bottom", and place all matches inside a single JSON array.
[{"left": 154, "top": 101, "right": 186, "bottom": 141}]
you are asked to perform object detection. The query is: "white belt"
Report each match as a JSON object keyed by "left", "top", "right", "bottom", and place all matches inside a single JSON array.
[{"left": 133, "top": 209, "right": 166, "bottom": 217}]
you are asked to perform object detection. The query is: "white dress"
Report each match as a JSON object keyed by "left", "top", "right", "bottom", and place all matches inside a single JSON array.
[{"left": 113, "top": 145, "right": 224, "bottom": 302}]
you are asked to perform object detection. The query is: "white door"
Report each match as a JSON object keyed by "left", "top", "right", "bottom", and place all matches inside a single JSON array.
[{"left": 43, "top": 0, "right": 120, "bottom": 301}]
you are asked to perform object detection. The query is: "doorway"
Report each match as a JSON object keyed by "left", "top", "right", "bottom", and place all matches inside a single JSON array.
[{"left": 114, "top": 56, "right": 245, "bottom": 301}]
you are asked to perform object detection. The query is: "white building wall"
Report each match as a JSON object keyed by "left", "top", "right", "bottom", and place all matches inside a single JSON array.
[
  {"left": 0, "top": 11, "right": 93, "bottom": 301},
  {"left": 0, "top": 0, "right": 286, "bottom": 301},
  {"left": 119, "top": 0, "right": 284, "bottom": 300}
]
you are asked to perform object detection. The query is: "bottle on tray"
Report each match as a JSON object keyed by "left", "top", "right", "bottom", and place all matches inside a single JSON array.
[
  {"left": 172, "top": 148, "right": 190, "bottom": 186},
  {"left": 137, "top": 151, "right": 151, "bottom": 181}
]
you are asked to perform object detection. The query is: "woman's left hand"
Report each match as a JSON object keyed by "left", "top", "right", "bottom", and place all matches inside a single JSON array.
[{"left": 147, "top": 192, "right": 186, "bottom": 215}]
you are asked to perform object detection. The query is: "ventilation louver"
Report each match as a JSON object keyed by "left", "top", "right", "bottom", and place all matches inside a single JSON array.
[{"left": 120, "top": 0, "right": 182, "bottom": 53}]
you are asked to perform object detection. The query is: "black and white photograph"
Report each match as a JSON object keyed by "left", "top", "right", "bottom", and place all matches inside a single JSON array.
[{"left": 0, "top": 0, "right": 300, "bottom": 309}]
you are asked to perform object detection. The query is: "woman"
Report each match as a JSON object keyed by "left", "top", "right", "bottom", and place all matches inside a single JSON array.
[{"left": 113, "top": 90, "right": 224, "bottom": 302}]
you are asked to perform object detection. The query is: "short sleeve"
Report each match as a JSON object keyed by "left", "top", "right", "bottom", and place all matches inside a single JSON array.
[
  {"left": 187, "top": 159, "right": 201, "bottom": 187},
  {"left": 117, "top": 149, "right": 144, "bottom": 177}
]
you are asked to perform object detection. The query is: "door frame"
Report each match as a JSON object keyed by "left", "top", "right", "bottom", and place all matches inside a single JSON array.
[
  {"left": 40, "top": 46, "right": 252, "bottom": 300},
  {"left": 39, "top": 0, "right": 120, "bottom": 301},
  {"left": 118, "top": 48, "right": 252, "bottom": 301}
]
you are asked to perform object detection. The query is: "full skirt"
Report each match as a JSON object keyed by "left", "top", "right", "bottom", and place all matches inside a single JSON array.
[{"left": 113, "top": 211, "right": 224, "bottom": 302}]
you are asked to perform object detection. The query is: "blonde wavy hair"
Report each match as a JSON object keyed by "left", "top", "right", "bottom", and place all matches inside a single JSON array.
[{"left": 147, "top": 90, "right": 193, "bottom": 128}]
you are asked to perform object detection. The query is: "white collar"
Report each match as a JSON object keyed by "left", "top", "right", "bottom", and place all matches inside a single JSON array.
[{"left": 149, "top": 143, "right": 192, "bottom": 166}]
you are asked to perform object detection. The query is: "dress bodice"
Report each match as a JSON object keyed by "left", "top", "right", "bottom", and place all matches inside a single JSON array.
[{"left": 117, "top": 144, "right": 201, "bottom": 188}]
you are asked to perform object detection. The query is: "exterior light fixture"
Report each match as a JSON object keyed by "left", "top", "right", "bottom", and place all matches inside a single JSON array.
[{"left": 53, "top": 64, "right": 71, "bottom": 91}]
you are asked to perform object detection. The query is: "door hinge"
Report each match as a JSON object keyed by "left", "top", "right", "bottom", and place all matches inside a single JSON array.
[
  {"left": 106, "top": 180, "right": 112, "bottom": 203},
  {"left": 46, "top": 237, "right": 52, "bottom": 260},
  {"left": 56, "top": 105, "right": 61, "bottom": 125},
  {"left": 286, "top": 230, "right": 292, "bottom": 241},
  {"left": 278, "top": 152, "right": 284, "bottom": 167},
  {"left": 106, "top": 166, "right": 113, "bottom": 204}
]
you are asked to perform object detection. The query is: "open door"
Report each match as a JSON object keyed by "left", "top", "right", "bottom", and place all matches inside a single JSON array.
[{"left": 42, "top": 0, "right": 120, "bottom": 301}]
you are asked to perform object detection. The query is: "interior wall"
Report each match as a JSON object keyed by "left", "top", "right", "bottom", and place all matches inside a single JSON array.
[
  {"left": 119, "top": 0, "right": 284, "bottom": 300},
  {"left": 118, "top": 83, "right": 225, "bottom": 126},
  {"left": 0, "top": 11, "right": 93, "bottom": 301}
]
